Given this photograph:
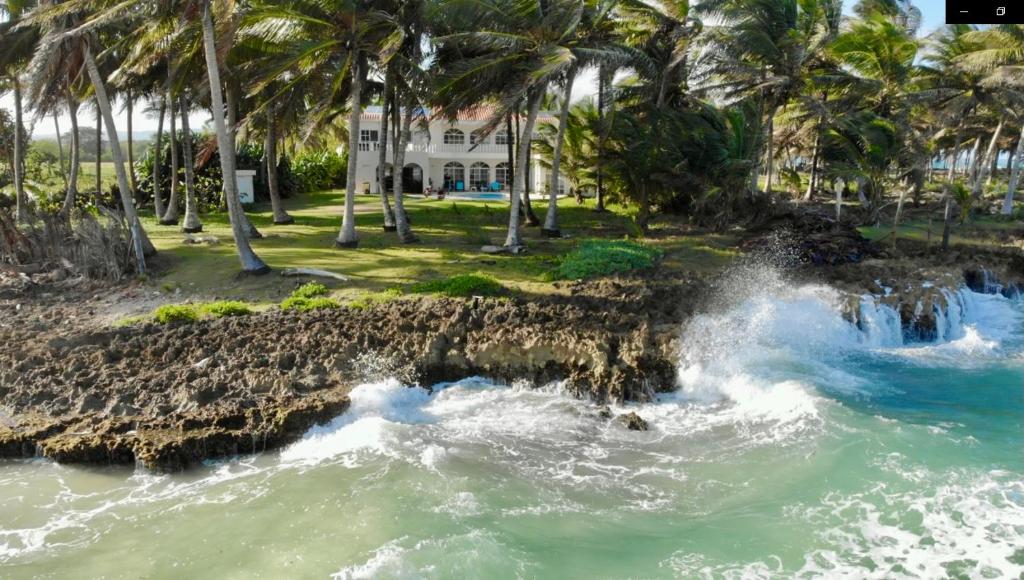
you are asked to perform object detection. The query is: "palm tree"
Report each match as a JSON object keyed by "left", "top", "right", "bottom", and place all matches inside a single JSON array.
[
  {"left": 245, "top": 0, "right": 387, "bottom": 249},
  {"left": 0, "top": 0, "right": 37, "bottom": 222},
  {"left": 958, "top": 24, "right": 1024, "bottom": 214},
  {"left": 541, "top": 0, "right": 623, "bottom": 237},
  {"left": 435, "top": 0, "right": 586, "bottom": 249},
  {"left": 199, "top": 0, "right": 268, "bottom": 272},
  {"left": 28, "top": 0, "right": 156, "bottom": 271},
  {"left": 696, "top": 0, "right": 841, "bottom": 194},
  {"left": 176, "top": 93, "right": 202, "bottom": 233}
]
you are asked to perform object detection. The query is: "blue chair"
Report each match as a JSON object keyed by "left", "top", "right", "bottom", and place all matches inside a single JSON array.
[
  {"left": 490, "top": 181, "right": 501, "bottom": 191},
  {"left": 455, "top": 181, "right": 465, "bottom": 191}
]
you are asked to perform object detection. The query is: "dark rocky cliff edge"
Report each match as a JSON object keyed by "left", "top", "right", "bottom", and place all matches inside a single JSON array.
[{"left": 2, "top": 215, "right": 1021, "bottom": 470}]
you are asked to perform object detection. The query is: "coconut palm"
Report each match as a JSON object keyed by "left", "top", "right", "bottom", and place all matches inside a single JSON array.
[
  {"left": 958, "top": 24, "right": 1024, "bottom": 214},
  {"left": 541, "top": 0, "right": 624, "bottom": 237},
  {"left": 198, "top": 0, "right": 268, "bottom": 272},
  {"left": 695, "top": 0, "right": 841, "bottom": 194},
  {"left": 0, "top": 0, "right": 37, "bottom": 222},
  {"left": 243, "top": 0, "right": 389, "bottom": 249},
  {"left": 27, "top": 0, "right": 156, "bottom": 272},
  {"left": 434, "top": 0, "right": 590, "bottom": 249}
]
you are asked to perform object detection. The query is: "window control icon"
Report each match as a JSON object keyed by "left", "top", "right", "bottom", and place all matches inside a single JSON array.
[{"left": 997, "top": 6, "right": 1006, "bottom": 16}]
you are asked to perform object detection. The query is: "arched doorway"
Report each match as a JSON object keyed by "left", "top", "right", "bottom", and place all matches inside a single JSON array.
[
  {"left": 403, "top": 163, "right": 423, "bottom": 194},
  {"left": 469, "top": 162, "right": 490, "bottom": 190},
  {"left": 443, "top": 161, "right": 465, "bottom": 191}
]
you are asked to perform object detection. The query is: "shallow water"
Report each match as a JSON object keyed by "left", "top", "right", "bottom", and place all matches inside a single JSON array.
[{"left": 2, "top": 273, "right": 1022, "bottom": 579}]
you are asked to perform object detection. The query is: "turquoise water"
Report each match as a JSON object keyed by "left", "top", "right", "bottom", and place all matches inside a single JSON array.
[{"left": 1, "top": 270, "right": 1022, "bottom": 578}]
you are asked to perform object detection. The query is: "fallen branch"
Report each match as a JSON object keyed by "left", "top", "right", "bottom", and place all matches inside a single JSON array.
[{"left": 280, "top": 267, "right": 349, "bottom": 281}]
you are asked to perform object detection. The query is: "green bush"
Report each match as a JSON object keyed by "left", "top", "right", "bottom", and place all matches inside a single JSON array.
[
  {"left": 292, "top": 149, "right": 347, "bottom": 193},
  {"left": 349, "top": 288, "right": 403, "bottom": 309},
  {"left": 153, "top": 304, "right": 199, "bottom": 324},
  {"left": 550, "top": 240, "right": 662, "bottom": 280},
  {"left": 200, "top": 300, "right": 253, "bottom": 317},
  {"left": 410, "top": 274, "right": 503, "bottom": 297},
  {"left": 281, "top": 296, "right": 341, "bottom": 312},
  {"left": 292, "top": 282, "right": 330, "bottom": 299}
]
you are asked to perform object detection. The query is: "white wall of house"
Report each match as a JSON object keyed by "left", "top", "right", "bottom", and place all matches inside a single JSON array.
[{"left": 352, "top": 107, "right": 564, "bottom": 197}]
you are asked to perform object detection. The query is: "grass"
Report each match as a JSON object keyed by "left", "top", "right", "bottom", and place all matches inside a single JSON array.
[
  {"left": 550, "top": 240, "right": 663, "bottom": 280},
  {"left": 291, "top": 282, "right": 330, "bottom": 299},
  {"left": 409, "top": 273, "right": 504, "bottom": 297},
  {"left": 152, "top": 300, "right": 255, "bottom": 323},
  {"left": 280, "top": 296, "right": 341, "bottom": 311},
  {"left": 153, "top": 304, "right": 200, "bottom": 324},
  {"left": 280, "top": 282, "right": 340, "bottom": 311},
  {"left": 136, "top": 191, "right": 740, "bottom": 303},
  {"left": 349, "top": 288, "right": 403, "bottom": 309},
  {"left": 200, "top": 300, "right": 254, "bottom": 317}
]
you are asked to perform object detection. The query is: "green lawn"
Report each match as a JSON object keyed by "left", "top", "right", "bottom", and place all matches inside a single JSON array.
[{"left": 142, "top": 191, "right": 739, "bottom": 304}]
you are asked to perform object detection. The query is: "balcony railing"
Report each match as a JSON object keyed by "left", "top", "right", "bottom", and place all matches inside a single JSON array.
[{"left": 358, "top": 141, "right": 511, "bottom": 155}]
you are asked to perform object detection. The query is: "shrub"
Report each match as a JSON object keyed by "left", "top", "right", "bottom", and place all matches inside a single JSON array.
[
  {"left": 281, "top": 296, "right": 341, "bottom": 312},
  {"left": 292, "top": 149, "right": 347, "bottom": 193},
  {"left": 550, "top": 240, "right": 662, "bottom": 280},
  {"left": 292, "top": 282, "right": 330, "bottom": 299},
  {"left": 201, "top": 300, "right": 253, "bottom": 317},
  {"left": 349, "top": 288, "right": 403, "bottom": 310},
  {"left": 410, "top": 274, "right": 503, "bottom": 297},
  {"left": 153, "top": 304, "right": 199, "bottom": 324}
]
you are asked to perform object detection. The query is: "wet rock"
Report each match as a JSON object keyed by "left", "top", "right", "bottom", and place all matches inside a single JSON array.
[{"left": 617, "top": 412, "right": 649, "bottom": 431}]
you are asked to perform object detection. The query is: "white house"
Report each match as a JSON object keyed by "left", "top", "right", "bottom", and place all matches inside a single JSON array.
[{"left": 351, "top": 106, "right": 565, "bottom": 197}]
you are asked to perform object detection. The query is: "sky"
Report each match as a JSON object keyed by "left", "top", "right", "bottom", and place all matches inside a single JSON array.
[{"left": 3, "top": 0, "right": 949, "bottom": 140}]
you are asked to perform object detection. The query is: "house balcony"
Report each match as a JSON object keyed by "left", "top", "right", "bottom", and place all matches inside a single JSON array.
[{"left": 358, "top": 142, "right": 511, "bottom": 155}]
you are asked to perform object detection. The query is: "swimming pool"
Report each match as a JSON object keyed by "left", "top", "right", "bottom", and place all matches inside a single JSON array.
[{"left": 445, "top": 191, "right": 508, "bottom": 201}]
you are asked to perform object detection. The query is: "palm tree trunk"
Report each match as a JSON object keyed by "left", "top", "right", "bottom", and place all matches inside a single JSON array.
[
  {"left": 200, "top": 0, "right": 268, "bottom": 273},
  {"left": 505, "top": 84, "right": 546, "bottom": 249},
  {"left": 94, "top": 105, "right": 102, "bottom": 202},
  {"left": 224, "top": 80, "right": 262, "bottom": 239},
  {"left": 637, "top": 182, "right": 651, "bottom": 233},
  {"left": 336, "top": 52, "right": 364, "bottom": 248},
  {"left": 12, "top": 78, "right": 26, "bottom": 222},
  {"left": 543, "top": 68, "right": 576, "bottom": 238},
  {"left": 178, "top": 96, "right": 202, "bottom": 233},
  {"left": 764, "top": 114, "right": 775, "bottom": 193},
  {"left": 266, "top": 108, "right": 292, "bottom": 224},
  {"left": 803, "top": 131, "right": 820, "bottom": 201},
  {"left": 161, "top": 91, "right": 181, "bottom": 224},
  {"left": 595, "top": 64, "right": 606, "bottom": 212},
  {"left": 966, "top": 137, "right": 983, "bottom": 188},
  {"left": 941, "top": 186, "right": 953, "bottom": 251},
  {"left": 506, "top": 113, "right": 515, "bottom": 191},
  {"left": 947, "top": 128, "right": 963, "bottom": 182},
  {"left": 152, "top": 95, "right": 166, "bottom": 219},
  {"left": 973, "top": 120, "right": 1004, "bottom": 200},
  {"left": 1002, "top": 125, "right": 1024, "bottom": 215},
  {"left": 392, "top": 97, "right": 417, "bottom": 244},
  {"left": 60, "top": 91, "right": 80, "bottom": 217},
  {"left": 377, "top": 73, "right": 396, "bottom": 230},
  {"left": 54, "top": 113, "right": 67, "bottom": 190},
  {"left": 515, "top": 99, "right": 540, "bottom": 226},
  {"left": 988, "top": 148, "right": 999, "bottom": 186},
  {"left": 126, "top": 90, "right": 137, "bottom": 197},
  {"left": 83, "top": 44, "right": 153, "bottom": 273}
]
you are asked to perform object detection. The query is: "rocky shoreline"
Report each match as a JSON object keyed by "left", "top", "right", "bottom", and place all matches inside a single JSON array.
[{"left": 1, "top": 227, "right": 1021, "bottom": 471}]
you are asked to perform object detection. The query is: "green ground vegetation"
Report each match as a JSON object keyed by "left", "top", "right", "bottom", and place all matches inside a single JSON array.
[{"left": 140, "top": 191, "right": 740, "bottom": 306}]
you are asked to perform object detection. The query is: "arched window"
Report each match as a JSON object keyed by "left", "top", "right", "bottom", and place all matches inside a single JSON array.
[
  {"left": 470, "top": 130, "right": 489, "bottom": 145},
  {"left": 443, "top": 162, "right": 465, "bottom": 190},
  {"left": 443, "top": 128, "right": 465, "bottom": 145},
  {"left": 469, "top": 162, "right": 490, "bottom": 190},
  {"left": 494, "top": 162, "right": 511, "bottom": 189}
]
